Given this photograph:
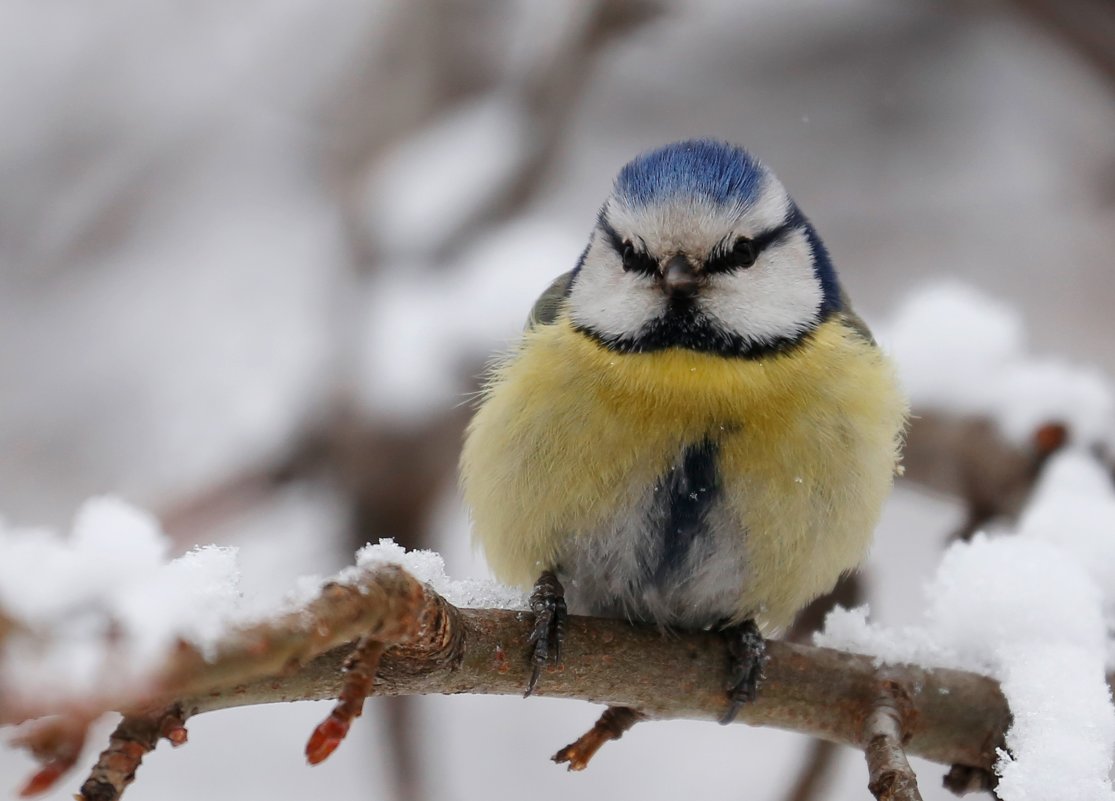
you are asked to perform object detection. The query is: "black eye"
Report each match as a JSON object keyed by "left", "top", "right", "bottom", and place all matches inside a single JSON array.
[
  {"left": 733, "top": 237, "right": 757, "bottom": 267},
  {"left": 706, "top": 237, "right": 758, "bottom": 273},
  {"left": 621, "top": 241, "right": 656, "bottom": 275}
]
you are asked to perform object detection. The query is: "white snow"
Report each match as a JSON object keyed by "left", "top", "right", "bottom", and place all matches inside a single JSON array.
[
  {"left": 818, "top": 449, "right": 1115, "bottom": 801},
  {"left": 849, "top": 287, "right": 1115, "bottom": 801},
  {"left": 0, "top": 498, "right": 167, "bottom": 627},
  {"left": 883, "top": 282, "right": 1115, "bottom": 451},
  {"left": 0, "top": 497, "right": 244, "bottom": 699},
  {"left": 353, "top": 538, "right": 527, "bottom": 610},
  {"left": 0, "top": 501, "right": 525, "bottom": 710}
]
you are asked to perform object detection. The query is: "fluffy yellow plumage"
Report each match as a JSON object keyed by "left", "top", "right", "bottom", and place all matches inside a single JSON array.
[
  {"left": 460, "top": 140, "right": 907, "bottom": 717},
  {"left": 461, "top": 312, "right": 907, "bottom": 631}
]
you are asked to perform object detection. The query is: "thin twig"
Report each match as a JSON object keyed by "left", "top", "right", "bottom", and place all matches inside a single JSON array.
[
  {"left": 305, "top": 636, "right": 386, "bottom": 764},
  {"left": 11, "top": 716, "right": 89, "bottom": 797},
  {"left": 863, "top": 678, "right": 924, "bottom": 801},
  {"left": 79, "top": 704, "right": 187, "bottom": 801},
  {"left": 552, "top": 706, "right": 646, "bottom": 770},
  {"left": 899, "top": 414, "right": 1069, "bottom": 540},
  {"left": 780, "top": 738, "right": 842, "bottom": 801},
  {"left": 0, "top": 611, "right": 14, "bottom": 648},
  {"left": 1009, "top": 0, "right": 1115, "bottom": 87}
]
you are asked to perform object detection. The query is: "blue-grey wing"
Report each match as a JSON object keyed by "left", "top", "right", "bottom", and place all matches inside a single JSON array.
[
  {"left": 525, "top": 270, "right": 576, "bottom": 331},
  {"left": 836, "top": 288, "right": 876, "bottom": 346}
]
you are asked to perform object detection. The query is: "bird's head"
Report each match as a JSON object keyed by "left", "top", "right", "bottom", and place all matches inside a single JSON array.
[{"left": 567, "top": 140, "right": 842, "bottom": 357}]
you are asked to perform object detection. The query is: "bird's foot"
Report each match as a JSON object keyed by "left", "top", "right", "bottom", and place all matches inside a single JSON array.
[
  {"left": 719, "top": 618, "right": 767, "bottom": 724},
  {"left": 525, "top": 570, "right": 567, "bottom": 696},
  {"left": 553, "top": 706, "right": 644, "bottom": 771}
]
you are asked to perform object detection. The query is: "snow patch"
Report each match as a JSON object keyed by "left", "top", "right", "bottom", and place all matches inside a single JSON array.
[
  {"left": 353, "top": 538, "right": 527, "bottom": 610},
  {"left": 883, "top": 282, "right": 1115, "bottom": 450},
  {"left": 0, "top": 503, "right": 525, "bottom": 706},
  {"left": 0, "top": 497, "right": 245, "bottom": 697},
  {"left": 818, "top": 450, "right": 1115, "bottom": 800}
]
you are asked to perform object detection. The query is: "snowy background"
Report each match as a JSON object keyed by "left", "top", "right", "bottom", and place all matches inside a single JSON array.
[{"left": 2, "top": 1, "right": 1115, "bottom": 799}]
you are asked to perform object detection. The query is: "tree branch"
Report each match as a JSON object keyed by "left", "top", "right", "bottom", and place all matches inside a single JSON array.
[
  {"left": 182, "top": 604, "right": 1008, "bottom": 771},
  {"left": 900, "top": 413, "right": 1071, "bottom": 540},
  {"left": 0, "top": 564, "right": 433, "bottom": 728},
  {"left": 4, "top": 563, "right": 1012, "bottom": 798},
  {"left": 1009, "top": 0, "right": 1115, "bottom": 88}
]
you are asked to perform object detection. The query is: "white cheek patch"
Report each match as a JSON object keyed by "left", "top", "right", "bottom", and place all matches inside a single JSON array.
[
  {"left": 567, "top": 235, "right": 665, "bottom": 338},
  {"left": 698, "top": 228, "right": 823, "bottom": 345}
]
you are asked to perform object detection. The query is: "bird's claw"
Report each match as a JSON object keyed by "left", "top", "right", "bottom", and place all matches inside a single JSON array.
[
  {"left": 526, "top": 570, "right": 567, "bottom": 696},
  {"left": 720, "top": 618, "right": 767, "bottom": 724}
]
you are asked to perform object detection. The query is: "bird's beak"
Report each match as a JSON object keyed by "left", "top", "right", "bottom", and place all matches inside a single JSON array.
[{"left": 661, "top": 255, "right": 700, "bottom": 300}]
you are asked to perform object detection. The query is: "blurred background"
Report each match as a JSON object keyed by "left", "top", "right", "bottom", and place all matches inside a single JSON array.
[{"left": 1, "top": 0, "right": 1113, "bottom": 799}]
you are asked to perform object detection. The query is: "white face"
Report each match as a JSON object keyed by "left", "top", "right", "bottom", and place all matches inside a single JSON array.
[{"left": 566, "top": 173, "right": 827, "bottom": 355}]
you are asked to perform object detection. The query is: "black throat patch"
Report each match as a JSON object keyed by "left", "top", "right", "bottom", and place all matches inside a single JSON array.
[{"left": 574, "top": 302, "right": 812, "bottom": 359}]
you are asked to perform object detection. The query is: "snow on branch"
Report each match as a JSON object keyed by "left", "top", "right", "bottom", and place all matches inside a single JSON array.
[
  {"left": 0, "top": 529, "right": 1016, "bottom": 799},
  {"left": 819, "top": 449, "right": 1115, "bottom": 801}
]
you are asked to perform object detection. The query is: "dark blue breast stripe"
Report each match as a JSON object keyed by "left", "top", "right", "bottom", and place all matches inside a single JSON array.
[{"left": 649, "top": 438, "right": 722, "bottom": 584}]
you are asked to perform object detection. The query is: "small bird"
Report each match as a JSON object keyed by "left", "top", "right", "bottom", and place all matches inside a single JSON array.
[{"left": 460, "top": 139, "right": 907, "bottom": 726}]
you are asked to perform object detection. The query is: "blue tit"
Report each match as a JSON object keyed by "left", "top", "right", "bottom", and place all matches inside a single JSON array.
[{"left": 460, "top": 139, "right": 907, "bottom": 722}]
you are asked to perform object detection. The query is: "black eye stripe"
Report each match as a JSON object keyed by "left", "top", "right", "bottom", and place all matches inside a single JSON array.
[
  {"left": 599, "top": 216, "right": 658, "bottom": 276},
  {"left": 598, "top": 215, "right": 625, "bottom": 254},
  {"left": 705, "top": 223, "right": 799, "bottom": 273},
  {"left": 749, "top": 223, "right": 794, "bottom": 251},
  {"left": 599, "top": 213, "right": 802, "bottom": 276},
  {"left": 621, "top": 242, "right": 658, "bottom": 276}
]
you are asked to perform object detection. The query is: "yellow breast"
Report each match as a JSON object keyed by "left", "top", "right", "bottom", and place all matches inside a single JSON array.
[{"left": 460, "top": 314, "right": 907, "bottom": 628}]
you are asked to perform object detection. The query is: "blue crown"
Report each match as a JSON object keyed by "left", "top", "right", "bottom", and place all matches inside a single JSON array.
[{"left": 614, "top": 140, "right": 766, "bottom": 208}]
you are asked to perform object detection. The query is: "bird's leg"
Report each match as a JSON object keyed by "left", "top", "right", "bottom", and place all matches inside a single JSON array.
[
  {"left": 553, "top": 706, "right": 645, "bottom": 771},
  {"left": 720, "top": 618, "right": 767, "bottom": 724},
  {"left": 525, "top": 570, "right": 567, "bottom": 696}
]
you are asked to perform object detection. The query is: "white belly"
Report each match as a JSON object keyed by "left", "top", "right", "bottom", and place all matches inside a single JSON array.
[{"left": 555, "top": 436, "right": 752, "bottom": 629}]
